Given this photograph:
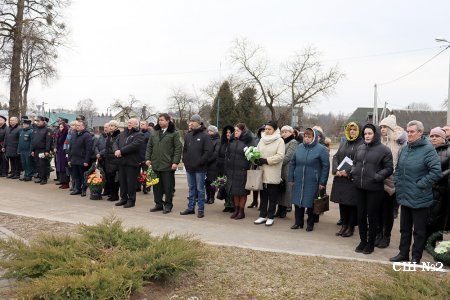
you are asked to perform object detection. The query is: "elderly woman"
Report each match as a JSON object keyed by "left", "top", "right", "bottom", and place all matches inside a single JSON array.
[
  {"left": 352, "top": 124, "right": 393, "bottom": 255},
  {"left": 253, "top": 121, "right": 285, "bottom": 226},
  {"left": 275, "top": 125, "right": 298, "bottom": 218},
  {"left": 331, "top": 122, "right": 363, "bottom": 238},
  {"left": 427, "top": 127, "right": 450, "bottom": 234},
  {"left": 225, "top": 123, "right": 256, "bottom": 219},
  {"left": 288, "top": 128, "right": 330, "bottom": 232}
]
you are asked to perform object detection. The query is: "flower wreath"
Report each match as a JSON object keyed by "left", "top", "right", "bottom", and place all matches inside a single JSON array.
[{"left": 425, "top": 231, "right": 450, "bottom": 267}]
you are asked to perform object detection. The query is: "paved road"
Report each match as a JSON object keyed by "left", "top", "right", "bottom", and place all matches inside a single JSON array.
[{"left": 0, "top": 174, "right": 434, "bottom": 264}]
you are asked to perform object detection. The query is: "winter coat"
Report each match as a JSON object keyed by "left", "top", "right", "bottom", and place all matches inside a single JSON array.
[
  {"left": 31, "top": 125, "right": 52, "bottom": 153},
  {"left": 330, "top": 122, "right": 363, "bottom": 206},
  {"left": 18, "top": 127, "right": 33, "bottom": 154},
  {"left": 95, "top": 133, "right": 108, "bottom": 157},
  {"left": 216, "top": 125, "right": 234, "bottom": 175},
  {"left": 379, "top": 116, "right": 407, "bottom": 195},
  {"left": 288, "top": 128, "right": 330, "bottom": 208},
  {"left": 104, "top": 129, "right": 121, "bottom": 173},
  {"left": 63, "top": 129, "right": 75, "bottom": 152},
  {"left": 5, "top": 124, "right": 20, "bottom": 157},
  {"left": 429, "top": 142, "right": 450, "bottom": 228},
  {"left": 55, "top": 125, "right": 69, "bottom": 173},
  {"left": 279, "top": 135, "right": 298, "bottom": 207},
  {"left": 351, "top": 124, "right": 393, "bottom": 191},
  {"left": 68, "top": 130, "right": 93, "bottom": 166},
  {"left": 139, "top": 129, "right": 150, "bottom": 162},
  {"left": 113, "top": 127, "right": 144, "bottom": 167},
  {"left": 182, "top": 125, "right": 213, "bottom": 173},
  {"left": 256, "top": 130, "right": 285, "bottom": 184},
  {"left": 145, "top": 121, "right": 182, "bottom": 172},
  {"left": 225, "top": 128, "right": 256, "bottom": 196},
  {"left": 395, "top": 135, "right": 442, "bottom": 209},
  {"left": 206, "top": 132, "right": 220, "bottom": 180}
]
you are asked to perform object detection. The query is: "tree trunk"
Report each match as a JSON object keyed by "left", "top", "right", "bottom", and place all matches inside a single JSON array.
[
  {"left": 21, "top": 79, "right": 30, "bottom": 116},
  {"left": 9, "top": 0, "right": 25, "bottom": 118}
]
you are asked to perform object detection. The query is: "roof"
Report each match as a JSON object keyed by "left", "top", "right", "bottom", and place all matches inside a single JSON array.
[
  {"left": 347, "top": 107, "right": 447, "bottom": 133},
  {"left": 390, "top": 109, "right": 446, "bottom": 132}
]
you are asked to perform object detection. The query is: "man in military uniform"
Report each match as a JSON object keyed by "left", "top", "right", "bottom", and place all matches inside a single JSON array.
[{"left": 31, "top": 116, "right": 52, "bottom": 184}]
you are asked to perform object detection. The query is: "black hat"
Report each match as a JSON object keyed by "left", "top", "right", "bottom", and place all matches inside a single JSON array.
[
  {"left": 265, "top": 120, "right": 278, "bottom": 131},
  {"left": 76, "top": 115, "right": 85, "bottom": 121},
  {"left": 59, "top": 118, "right": 69, "bottom": 123},
  {"left": 23, "top": 119, "right": 32, "bottom": 125},
  {"left": 21, "top": 115, "right": 28, "bottom": 120},
  {"left": 44, "top": 117, "right": 49, "bottom": 123},
  {"left": 0, "top": 115, "right": 6, "bottom": 121},
  {"left": 36, "top": 116, "right": 45, "bottom": 121}
]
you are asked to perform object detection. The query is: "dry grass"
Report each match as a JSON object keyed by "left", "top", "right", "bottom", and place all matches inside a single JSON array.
[{"left": 1, "top": 213, "right": 448, "bottom": 300}]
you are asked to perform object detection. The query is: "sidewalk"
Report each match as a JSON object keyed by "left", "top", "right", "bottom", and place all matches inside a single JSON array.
[{"left": 0, "top": 175, "right": 433, "bottom": 264}]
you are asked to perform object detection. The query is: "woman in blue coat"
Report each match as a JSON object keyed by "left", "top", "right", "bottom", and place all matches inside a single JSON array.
[{"left": 288, "top": 128, "right": 330, "bottom": 231}]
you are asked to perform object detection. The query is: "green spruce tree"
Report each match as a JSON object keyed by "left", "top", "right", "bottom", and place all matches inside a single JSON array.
[
  {"left": 236, "top": 87, "right": 265, "bottom": 132},
  {"left": 210, "top": 81, "right": 236, "bottom": 129}
]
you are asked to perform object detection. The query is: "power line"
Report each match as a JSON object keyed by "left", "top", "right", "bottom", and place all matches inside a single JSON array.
[{"left": 379, "top": 45, "right": 450, "bottom": 86}]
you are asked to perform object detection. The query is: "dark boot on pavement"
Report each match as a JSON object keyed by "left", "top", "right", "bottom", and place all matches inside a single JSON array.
[
  {"left": 123, "top": 201, "right": 135, "bottom": 208},
  {"left": 115, "top": 199, "right": 128, "bottom": 206},
  {"left": 336, "top": 225, "right": 347, "bottom": 236},
  {"left": 341, "top": 226, "right": 354, "bottom": 237}
]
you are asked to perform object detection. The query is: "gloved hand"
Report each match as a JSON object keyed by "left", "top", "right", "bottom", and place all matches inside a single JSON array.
[{"left": 257, "top": 158, "right": 268, "bottom": 166}]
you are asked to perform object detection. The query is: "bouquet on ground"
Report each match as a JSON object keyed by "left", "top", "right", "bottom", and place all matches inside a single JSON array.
[
  {"left": 86, "top": 164, "right": 105, "bottom": 200},
  {"left": 211, "top": 175, "right": 227, "bottom": 190},
  {"left": 141, "top": 167, "right": 159, "bottom": 187},
  {"left": 244, "top": 146, "right": 261, "bottom": 165}
]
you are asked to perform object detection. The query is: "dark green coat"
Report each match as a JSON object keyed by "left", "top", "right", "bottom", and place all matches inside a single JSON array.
[
  {"left": 145, "top": 121, "right": 182, "bottom": 172},
  {"left": 395, "top": 136, "right": 441, "bottom": 209}
]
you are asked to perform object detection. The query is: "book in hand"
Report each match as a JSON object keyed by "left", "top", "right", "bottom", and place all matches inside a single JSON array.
[{"left": 337, "top": 156, "right": 353, "bottom": 171}]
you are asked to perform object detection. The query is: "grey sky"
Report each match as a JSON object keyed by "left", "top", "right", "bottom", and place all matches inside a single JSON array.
[{"left": 6, "top": 0, "right": 450, "bottom": 116}]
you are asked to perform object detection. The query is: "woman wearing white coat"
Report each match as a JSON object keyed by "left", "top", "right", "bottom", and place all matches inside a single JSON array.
[{"left": 254, "top": 121, "right": 285, "bottom": 226}]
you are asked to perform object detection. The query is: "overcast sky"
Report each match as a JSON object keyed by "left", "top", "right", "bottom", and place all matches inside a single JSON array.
[{"left": 3, "top": 0, "right": 450, "bottom": 116}]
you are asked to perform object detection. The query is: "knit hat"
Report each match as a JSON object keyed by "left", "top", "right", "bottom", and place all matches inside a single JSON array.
[
  {"left": 207, "top": 125, "right": 218, "bottom": 134},
  {"left": 281, "top": 125, "right": 294, "bottom": 132},
  {"left": 189, "top": 114, "right": 202, "bottom": 124},
  {"left": 379, "top": 114, "right": 397, "bottom": 131},
  {"left": 0, "top": 115, "right": 6, "bottom": 121},
  {"left": 430, "top": 127, "right": 447, "bottom": 139}
]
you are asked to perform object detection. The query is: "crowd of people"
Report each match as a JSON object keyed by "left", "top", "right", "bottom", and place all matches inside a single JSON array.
[{"left": 0, "top": 112, "right": 449, "bottom": 263}]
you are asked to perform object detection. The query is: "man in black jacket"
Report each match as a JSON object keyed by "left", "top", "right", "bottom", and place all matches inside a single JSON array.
[
  {"left": 113, "top": 118, "right": 144, "bottom": 208},
  {"left": 68, "top": 120, "right": 93, "bottom": 196},
  {"left": 31, "top": 116, "right": 53, "bottom": 184},
  {"left": 5, "top": 117, "right": 21, "bottom": 179},
  {"left": 180, "top": 115, "right": 212, "bottom": 218}
]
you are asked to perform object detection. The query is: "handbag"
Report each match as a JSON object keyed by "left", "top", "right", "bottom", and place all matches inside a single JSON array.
[
  {"left": 216, "top": 187, "right": 227, "bottom": 200},
  {"left": 245, "top": 168, "right": 263, "bottom": 191},
  {"left": 313, "top": 190, "right": 329, "bottom": 215}
]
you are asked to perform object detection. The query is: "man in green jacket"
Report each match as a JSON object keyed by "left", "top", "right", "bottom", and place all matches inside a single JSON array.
[{"left": 145, "top": 113, "right": 182, "bottom": 214}]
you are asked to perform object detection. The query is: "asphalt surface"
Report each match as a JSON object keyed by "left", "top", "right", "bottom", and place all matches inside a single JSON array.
[{"left": 0, "top": 171, "right": 436, "bottom": 265}]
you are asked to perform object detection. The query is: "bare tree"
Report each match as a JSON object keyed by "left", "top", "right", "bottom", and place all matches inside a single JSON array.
[
  {"left": 0, "top": 0, "right": 68, "bottom": 118},
  {"left": 168, "top": 87, "right": 196, "bottom": 129},
  {"left": 201, "top": 74, "right": 247, "bottom": 100},
  {"left": 405, "top": 102, "right": 433, "bottom": 111},
  {"left": 75, "top": 98, "right": 97, "bottom": 128},
  {"left": 283, "top": 46, "right": 345, "bottom": 125},
  {"left": 110, "top": 95, "right": 153, "bottom": 121},
  {"left": 230, "top": 37, "right": 284, "bottom": 121}
]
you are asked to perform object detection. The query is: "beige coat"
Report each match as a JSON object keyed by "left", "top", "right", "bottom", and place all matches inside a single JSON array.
[
  {"left": 257, "top": 131, "right": 285, "bottom": 184},
  {"left": 381, "top": 126, "right": 406, "bottom": 195}
]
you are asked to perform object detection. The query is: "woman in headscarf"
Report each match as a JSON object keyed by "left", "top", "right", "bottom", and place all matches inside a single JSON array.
[
  {"left": 331, "top": 122, "right": 363, "bottom": 237},
  {"left": 288, "top": 128, "right": 330, "bottom": 232}
]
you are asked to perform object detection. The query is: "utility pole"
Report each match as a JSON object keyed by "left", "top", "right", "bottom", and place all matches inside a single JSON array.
[{"left": 373, "top": 84, "right": 378, "bottom": 125}]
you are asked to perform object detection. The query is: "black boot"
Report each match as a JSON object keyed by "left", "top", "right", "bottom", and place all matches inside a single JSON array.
[
  {"left": 123, "top": 200, "right": 135, "bottom": 208},
  {"left": 374, "top": 233, "right": 383, "bottom": 247},
  {"left": 115, "top": 199, "right": 128, "bottom": 206},
  {"left": 278, "top": 206, "right": 287, "bottom": 218},
  {"left": 336, "top": 225, "right": 347, "bottom": 236}
]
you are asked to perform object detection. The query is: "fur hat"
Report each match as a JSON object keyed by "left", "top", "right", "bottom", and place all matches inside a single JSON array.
[
  {"left": 379, "top": 114, "right": 397, "bottom": 131},
  {"left": 189, "top": 114, "right": 202, "bottom": 124},
  {"left": 207, "top": 125, "right": 218, "bottom": 134},
  {"left": 430, "top": 127, "right": 447, "bottom": 139}
]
